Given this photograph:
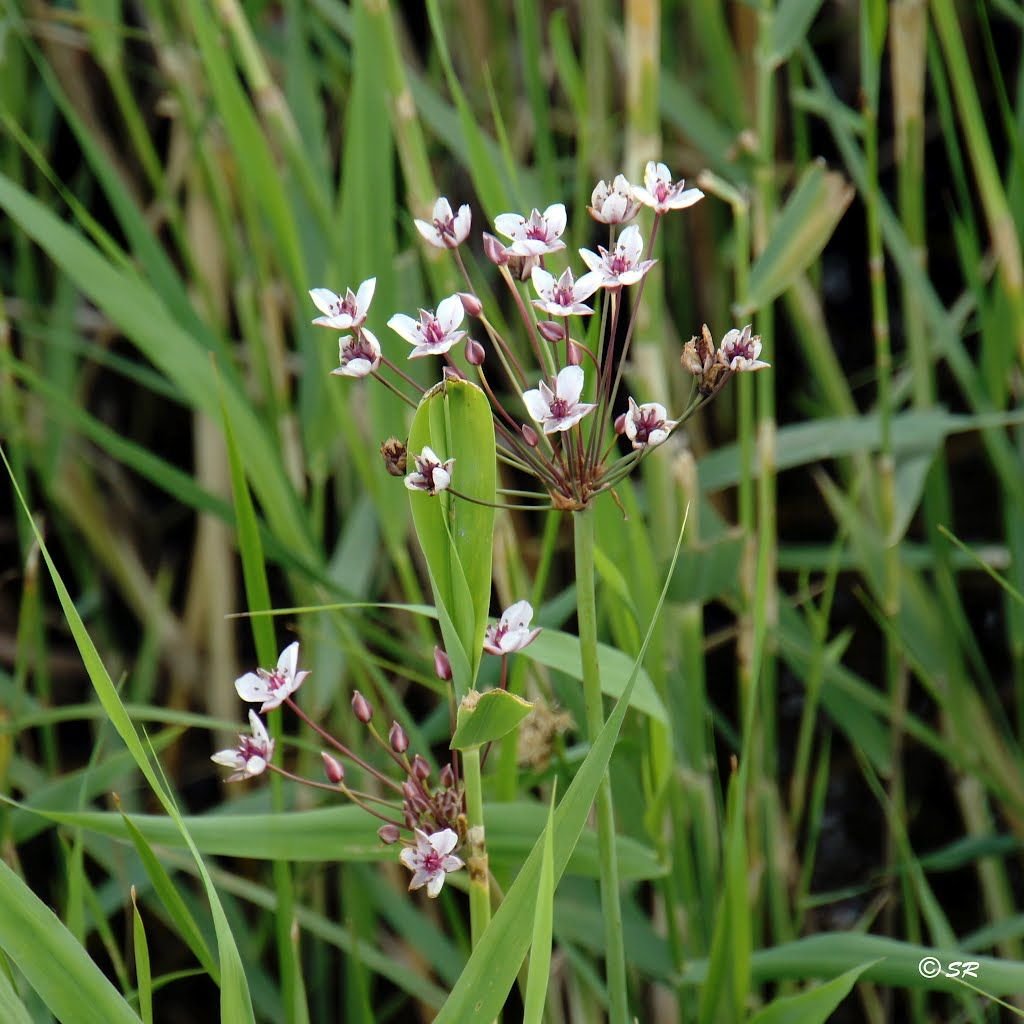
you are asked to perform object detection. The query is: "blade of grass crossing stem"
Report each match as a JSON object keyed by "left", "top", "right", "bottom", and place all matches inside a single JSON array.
[
  {"left": 218, "top": 370, "right": 305, "bottom": 1023},
  {"left": 2, "top": 449, "right": 256, "bottom": 1023},
  {"left": 523, "top": 788, "right": 557, "bottom": 1024},
  {"left": 748, "top": 960, "right": 880, "bottom": 1023},
  {"left": 434, "top": 514, "right": 689, "bottom": 1023},
  {"left": 117, "top": 808, "right": 218, "bottom": 979},
  {"left": 130, "top": 889, "right": 153, "bottom": 1024},
  {"left": 0, "top": 859, "right": 140, "bottom": 1024}
]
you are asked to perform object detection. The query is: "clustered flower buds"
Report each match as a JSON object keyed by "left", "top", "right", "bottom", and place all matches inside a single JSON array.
[{"left": 309, "top": 161, "right": 769, "bottom": 512}]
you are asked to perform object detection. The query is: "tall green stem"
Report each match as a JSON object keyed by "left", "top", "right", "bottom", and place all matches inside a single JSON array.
[
  {"left": 461, "top": 747, "right": 491, "bottom": 946},
  {"left": 574, "top": 506, "right": 628, "bottom": 1023}
]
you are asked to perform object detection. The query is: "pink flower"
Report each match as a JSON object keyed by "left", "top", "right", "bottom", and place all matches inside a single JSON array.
[
  {"left": 720, "top": 325, "right": 770, "bottom": 372},
  {"left": 632, "top": 161, "right": 704, "bottom": 214},
  {"left": 530, "top": 267, "right": 600, "bottom": 317},
  {"left": 405, "top": 446, "right": 454, "bottom": 496},
  {"left": 211, "top": 710, "right": 274, "bottom": 782},
  {"left": 309, "top": 278, "right": 376, "bottom": 330},
  {"left": 330, "top": 329, "right": 381, "bottom": 378},
  {"left": 399, "top": 828, "right": 464, "bottom": 897},
  {"left": 588, "top": 174, "right": 640, "bottom": 224},
  {"left": 483, "top": 600, "right": 542, "bottom": 655},
  {"left": 494, "top": 203, "right": 567, "bottom": 256},
  {"left": 579, "top": 225, "right": 656, "bottom": 288},
  {"left": 388, "top": 295, "right": 466, "bottom": 358},
  {"left": 523, "top": 365, "right": 596, "bottom": 434},
  {"left": 235, "top": 642, "right": 309, "bottom": 713},
  {"left": 623, "top": 397, "right": 677, "bottom": 449},
  {"left": 415, "top": 197, "right": 472, "bottom": 249}
]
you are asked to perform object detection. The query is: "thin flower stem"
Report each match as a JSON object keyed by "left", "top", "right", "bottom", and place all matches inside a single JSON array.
[
  {"left": 461, "top": 746, "right": 491, "bottom": 947},
  {"left": 499, "top": 264, "right": 554, "bottom": 378},
  {"left": 478, "top": 313, "right": 528, "bottom": 385},
  {"left": 284, "top": 697, "right": 402, "bottom": 793},
  {"left": 370, "top": 370, "right": 419, "bottom": 409},
  {"left": 447, "top": 486, "right": 553, "bottom": 512},
  {"left": 573, "top": 505, "right": 628, "bottom": 1020},
  {"left": 378, "top": 355, "right": 426, "bottom": 393}
]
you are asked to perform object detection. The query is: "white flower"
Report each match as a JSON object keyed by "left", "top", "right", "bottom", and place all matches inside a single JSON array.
[
  {"left": 235, "top": 642, "right": 310, "bottom": 713},
  {"left": 624, "top": 397, "right": 678, "bottom": 449},
  {"left": 330, "top": 328, "right": 381, "bottom": 378},
  {"left": 399, "top": 828, "right": 464, "bottom": 898},
  {"left": 494, "top": 203, "right": 567, "bottom": 256},
  {"left": 588, "top": 174, "right": 640, "bottom": 224},
  {"left": 530, "top": 267, "right": 600, "bottom": 317},
  {"left": 483, "top": 600, "right": 542, "bottom": 655},
  {"left": 211, "top": 710, "right": 274, "bottom": 782},
  {"left": 388, "top": 295, "right": 466, "bottom": 358},
  {"left": 415, "top": 197, "right": 472, "bottom": 249},
  {"left": 720, "top": 324, "right": 770, "bottom": 372},
  {"left": 579, "top": 225, "right": 656, "bottom": 288},
  {"left": 405, "top": 446, "right": 454, "bottom": 496},
  {"left": 309, "top": 278, "right": 376, "bottom": 330},
  {"left": 523, "top": 365, "right": 596, "bottom": 434},
  {"left": 632, "top": 161, "right": 704, "bottom": 214}
]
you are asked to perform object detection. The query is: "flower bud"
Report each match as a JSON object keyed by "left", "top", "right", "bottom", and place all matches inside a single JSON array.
[
  {"left": 483, "top": 232, "right": 509, "bottom": 265},
  {"left": 521, "top": 423, "right": 539, "bottom": 447},
  {"left": 464, "top": 338, "right": 485, "bottom": 366},
  {"left": 378, "top": 823, "right": 401, "bottom": 844},
  {"left": 389, "top": 720, "right": 409, "bottom": 753},
  {"left": 440, "top": 763, "right": 456, "bottom": 789},
  {"left": 567, "top": 340, "right": 582, "bottom": 366},
  {"left": 614, "top": 412, "right": 627, "bottom": 435},
  {"left": 537, "top": 320, "right": 563, "bottom": 343},
  {"left": 458, "top": 291, "right": 483, "bottom": 317},
  {"left": 321, "top": 752, "right": 345, "bottom": 784},
  {"left": 379, "top": 437, "right": 408, "bottom": 477},
  {"left": 442, "top": 364, "right": 467, "bottom": 381},
  {"left": 433, "top": 645, "right": 452, "bottom": 681},
  {"left": 412, "top": 754, "right": 431, "bottom": 781},
  {"left": 352, "top": 690, "right": 373, "bottom": 723}
]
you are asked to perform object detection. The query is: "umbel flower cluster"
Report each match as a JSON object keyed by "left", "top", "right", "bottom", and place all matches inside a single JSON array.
[
  {"left": 310, "top": 161, "right": 768, "bottom": 511},
  {"left": 213, "top": 602, "right": 544, "bottom": 896}
]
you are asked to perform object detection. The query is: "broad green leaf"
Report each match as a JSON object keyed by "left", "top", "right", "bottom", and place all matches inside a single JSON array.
[
  {"left": 770, "top": 0, "right": 829, "bottom": 68},
  {"left": 452, "top": 689, "right": 534, "bottom": 750},
  {"left": 17, "top": 800, "right": 663, "bottom": 882},
  {"left": 522, "top": 630, "right": 668, "bottom": 725},
  {"left": 736, "top": 161, "right": 854, "bottom": 317},
  {"left": 0, "top": 858, "right": 140, "bottom": 1024},
  {"left": 523, "top": 790, "right": 556, "bottom": 1024},
  {"left": 748, "top": 960, "right": 878, "bottom": 1023},
  {"left": 130, "top": 891, "right": 153, "bottom": 1024},
  {"left": 407, "top": 379, "right": 496, "bottom": 697}
]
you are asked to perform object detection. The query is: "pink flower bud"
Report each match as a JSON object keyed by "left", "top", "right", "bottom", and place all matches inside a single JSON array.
[
  {"left": 412, "top": 754, "right": 431, "bottom": 781},
  {"left": 442, "top": 364, "right": 467, "bottom": 381},
  {"left": 458, "top": 292, "right": 483, "bottom": 317},
  {"left": 389, "top": 720, "right": 409, "bottom": 753},
  {"left": 521, "top": 423, "right": 539, "bottom": 447},
  {"left": 614, "top": 412, "right": 627, "bottom": 435},
  {"left": 440, "top": 763, "right": 456, "bottom": 789},
  {"left": 537, "top": 320, "right": 564, "bottom": 343},
  {"left": 321, "top": 752, "right": 345, "bottom": 784},
  {"left": 483, "top": 232, "right": 510, "bottom": 265},
  {"left": 464, "top": 338, "right": 485, "bottom": 366},
  {"left": 433, "top": 646, "right": 453, "bottom": 681},
  {"left": 378, "top": 823, "right": 401, "bottom": 844},
  {"left": 352, "top": 691, "right": 373, "bottom": 723},
  {"left": 567, "top": 340, "right": 582, "bottom": 366}
]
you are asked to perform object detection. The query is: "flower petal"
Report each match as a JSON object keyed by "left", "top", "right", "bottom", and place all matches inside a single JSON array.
[
  {"left": 555, "top": 365, "right": 585, "bottom": 405},
  {"left": 235, "top": 672, "right": 269, "bottom": 703}
]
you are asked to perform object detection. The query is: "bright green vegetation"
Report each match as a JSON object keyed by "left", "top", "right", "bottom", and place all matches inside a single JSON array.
[{"left": 3, "top": 2, "right": 1024, "bottom": 1021}]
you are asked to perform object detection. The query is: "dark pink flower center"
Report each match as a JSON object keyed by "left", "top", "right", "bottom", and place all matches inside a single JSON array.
[
  {"left": 633, "top": 409, "right": 662, "bottom": 443},
  {"left": 434, "top": 215, "right": 455, "bottom": 238},
  {"left": 239, "top": 737, "right": 265, "bottom": 760},
  {"left": 526, "top": 222, "right": 549, "bottom": 241},
  {"left": 548, "top": 397, "right": 572, "bottom": 419},
  {"left": 261, "top": 668, "right": 288, "bottom": 692},
  {"left": 608, "top": 253, "right": 631, "bottom": 276},
  {"left": 421, "top": 317, "right": 447, "bottom": 345},
  {"left": 728, "top": 339, "right": 756, "bottom": 360},
  {"left": 654, "top": 181, "right": 671, "bottom": 203},
  {"left": 552, "top": 284, "right": 574, "bottom": 306},
  {"left": 343, "top": 336, "right": 376, "bottom": 364},
  {"left": 422, "top": 848, "right": 444, "bottom": 873}
]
